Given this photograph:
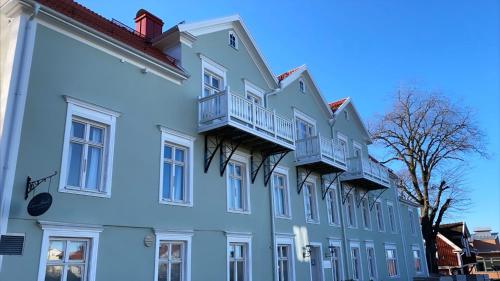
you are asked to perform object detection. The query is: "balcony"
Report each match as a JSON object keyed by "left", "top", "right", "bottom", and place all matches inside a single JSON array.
[
  {"left": 341, "top": 156, "right": 390, "bottom": 189},
  {"left": 198, "top": 89, "right": 295, "bottom": 152},
  {"left": 295, "top": 134, "right": 347, "bottom": 174}
]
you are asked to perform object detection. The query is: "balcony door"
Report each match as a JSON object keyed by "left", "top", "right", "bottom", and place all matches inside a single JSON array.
[
  {"left": 296, "top": 118, "right": 315, "bottom": 140},
  {"left": 309, "top": 245, "right": 324, "bottom": 281}
]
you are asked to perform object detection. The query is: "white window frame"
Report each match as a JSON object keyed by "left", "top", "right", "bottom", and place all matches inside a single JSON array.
[
  {"left": 325, "top": 183, "right": 340, "bottom": 226},
  {"left": 154, "top": 230, "right": 193, "bottom": 281},
  {"left": 365, "top": 242, "right": 378, "bottom": 281},
  {"left": 302, "top": 176, "right": 320, "bottom": 224},
  {"left": 59, "top": 96, "right": 119, "bottom": 198},
  {"left": 244, "top": 79, "right": 265, "bottom": 106},
  {"left": 345, "top": 191, "right": 357, "bottom": 228},
  {"left": 228, "top": 30, "right": 239, "bottom": 49},
  {"left": 275, "top": 235, "right": 296, "bottom": 281},
  {"left": 411, "top": 245, "right": 424, "bottom": 274},
  {"left": 387, "top": 201, "right": 397, "bottom": 233},
  {"left": 226, "top": 153, "right": 251, "bottom": 214},
  {"left": 328, "top": 239, "right": 344, "bottom": 281},
  {"left": 293, "top": 108, "right": 317, "bottom": 136},
  {"left": 37, "top": 221, "right": 102, "bottom": 281},
  {"left": 337, "top": 133, "right": 348, "bottom": 157},
  {"left": 159, "top": 126, "right": 195, "bottom": 207},
  {"left": 349, "top": 241, "right": 363, "bottom": 281},
  {"left": 384, "top": 243, "right": 399, "bottom": 278},
  {"left": 226, "top": 232, "right": 252, "bottom": 281},
  {"left": 298, "top": 78, "right": 306, "bottom": 93},
  {"left": 272, "top": 166, "right": 292, "bottom": 219},
  {"left": 360, "top": 194, "right": 372, "bottom": 230},
  {"left": 352, "top": 141, "right": 363, "bottom": 158},
  {"left": 200, "top": 54, "right": 227, "bottom": 97},
  {"left": 375, "top": 200, "right": 385, "bottom": 232}
]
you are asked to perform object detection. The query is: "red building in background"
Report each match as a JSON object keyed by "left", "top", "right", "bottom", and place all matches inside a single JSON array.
[{"left": 436, "top": 222, "right": 477, "bottom": 275}]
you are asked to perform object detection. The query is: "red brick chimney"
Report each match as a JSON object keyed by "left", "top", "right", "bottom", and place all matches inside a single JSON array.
[{"left": 134, "top": 9, "right": 164, "bottom": 40}]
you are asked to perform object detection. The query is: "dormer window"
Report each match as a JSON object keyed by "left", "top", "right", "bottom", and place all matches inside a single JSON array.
[
  {"left": 299, "top": 79, "right": 306, "bottom": 93},
  {"left": 228, "top": 31, "right": 238, "bottom": 49}
]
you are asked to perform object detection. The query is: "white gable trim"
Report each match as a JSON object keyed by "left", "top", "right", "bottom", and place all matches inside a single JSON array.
[
  {"left": 437, "top": 233, "right": 462, "bottom": 252},
  {"left": 178, "top": 15, "right": 278, "bottom": 89},
  {"left": 334, "top": 99, "right": 371, "bottom": 143}
]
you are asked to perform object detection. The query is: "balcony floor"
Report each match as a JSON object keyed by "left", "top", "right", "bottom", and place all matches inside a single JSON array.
[
  {"left": 296, "top": 158, "right": 346, "bottom": 175},
  {"left": 340, "top": 176, "right": 389, "bottom": 190}
]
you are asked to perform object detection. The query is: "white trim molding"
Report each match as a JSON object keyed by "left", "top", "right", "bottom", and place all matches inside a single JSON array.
[
  {"left": 226, "top": 232, "right": 252, "bottom": 281},
  {"left": 275, "top": 235, "right": 296, "bottom": 281},
  {"left": 226, "top": 152, "right": 251, "bottom": 214},
  {"left": 153, "top": 230, "right": 193, "bottom": 281},
  {"left": 36, "top": 221, "right": 103, "bottom": 281},
  {"left": 271, "top": 165, "right": 292, "bottom": 219},
  {"left": 158, "top": 126, "right": 196, "bottom": 207},
  {"left": 58, "top": 96, "right": 119, "bottom": 198},
  {"left": 293, "top": 108, "right": 317, "bottom": 131}
]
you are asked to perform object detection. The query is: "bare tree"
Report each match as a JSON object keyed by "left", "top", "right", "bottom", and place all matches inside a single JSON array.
[{"left": 370, "top": 86, "right": 486, "bottom": 274}]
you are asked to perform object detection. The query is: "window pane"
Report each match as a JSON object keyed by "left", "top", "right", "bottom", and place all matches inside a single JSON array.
[
  {"left": 230, "top": 262, "right": 235, "bottom": 281},
  {"left": 204, "top": 74, "right": 210, "bottom": 84},
  {"left": 68, "top": 241, "right": 86, "bottom": 261},
  {"left": 48, "top": 240, "right": 65, "bottom": 261},
  {"left": 85, "top": 146, "right": 102, "bottom": 190},
  {"left": 175, "top": 149, "right": 185, "bottom": 162},
  {"left": 164, "top": 145, "right": 172, "bottom": 159},
  {"left": 174, "top": 166, "right": 184, "bottom": 201},
  {"left": 171, "top": 244, "right": 182, "bottom": 259},
  {"left": 67, "top": 143, "right": 83, "bottom": 186},
  {"left": 89, "top": 126, "right": 103, "bottom": 143},
  {"left": 235, "top": 165, "right": 241, "bottom": 177},
  {"left": 162, "top": 163, "right": 172, "bottom": 200},
  {"left": 45, "top": 265, "right": 63, "bottom": 281},
  {"left": 234, "top": 244, "right": 242, "bottom": 258},
  {"left": 283, "top": 260, "right": 289, "bottom": 281},
  {"left": 67, "top": 265, "right": 83, "bottom": 281},
  {"left": 171, "top": 263, "right": 181, "bottom": 281},
  {"left": 235, "top": 179, "right": 242, "bottom": 209},
  {"left": 158, "top": 262, "right": 168, "bottom": 281},
  {"left": 212, "top": 77, "right": 220, "bottom": 89},
  {"left": 237, "top": 261, "right": 244, "bottom": 281},
  {"left": 159, "top": 243, "right": 169, "bottom": 259},
  {"left": 228, "top": 178, "right": 234, "bottom": 209},
  {"left": 71, "top": 122, "right": 85, "bottom": 139}
]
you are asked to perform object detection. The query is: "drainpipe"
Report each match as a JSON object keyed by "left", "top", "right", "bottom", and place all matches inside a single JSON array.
[
  {"left": 329, "top": 118, "right": 350, "bottom": 279},
  {"left": 0, "top": 1, "right": 39, "bottom": 271},
  {"left": 269, "top": 176, "right": 277, "bottom": 281}
]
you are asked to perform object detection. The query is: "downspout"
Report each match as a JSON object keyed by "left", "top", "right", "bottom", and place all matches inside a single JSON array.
[
  {"left": 269, "top": 176, "right": 277, "bottom": 281},
  {"left": 329, "top": 117, "right": 350, "bottom": 279},
  {"left": 0, "top": 1, "right": 39, "bottom": 271}
]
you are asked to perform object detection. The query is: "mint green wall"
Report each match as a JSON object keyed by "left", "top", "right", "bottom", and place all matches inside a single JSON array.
[{"left": 0, "top": 21, "right": 425, "bottom": 281}]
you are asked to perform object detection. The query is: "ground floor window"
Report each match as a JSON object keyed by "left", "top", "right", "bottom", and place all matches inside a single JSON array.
[
  {"left": 366, "top": 245, "right": 377, "bottom": 280},
  {"left": 412, "top": 246, "right": 423, "bottom": 273},
  {"left": 155, "top": 232, "right": 192, "bottom": 281},
  {"left": 329, "top": 241, "right": 343, "bottom": 281},
  {"left": 277, "top": 245, "right": 291, "bottom": 281},
  {"left": 350, "top": 243, "right": 362, "bottom": 280},
  {"left": 227, "top": 234, "right": 252, "bottom": 281},
  {"left": 385, "top": 245, "right": 399, "bottom": 277}
]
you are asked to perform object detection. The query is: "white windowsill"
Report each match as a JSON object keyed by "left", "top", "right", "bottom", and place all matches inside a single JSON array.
[
  {"left": 159, "top": 200, "right": 193, "bottom": 207},
  {"left": 59, "top": 187, "right": 110, "bottom": 198},
  {"left": 227, "top": 209, "right": 251, "bottom": 215}
]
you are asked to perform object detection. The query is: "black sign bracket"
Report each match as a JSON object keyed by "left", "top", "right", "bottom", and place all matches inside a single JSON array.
[{"left": 25, "top": 171, "right": 57, "bottom": 200}]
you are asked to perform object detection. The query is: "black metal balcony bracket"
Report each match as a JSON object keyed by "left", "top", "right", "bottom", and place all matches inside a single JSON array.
[
  {"left": 341, "top": 183, "right": 355, "bottom": 205},
  {"left": 369, "top": 188, "right": 388, "bottom": 210},
  {"left": 251, "top": 150, "right": 289, "bottom": 186},
  {"left": 296, "top": 167, "right": 313, "bottom": 194},
  {"left": 219, "top": 139, "right": 242, "bottom": 176},
  {"left": 25, "top": 171, "right": 57, "bottom": 200},
  {"left": 321, "top": 172, "right": 343, "bottom": 200},
  {"left": 204, "top": 135, "right": 224, "bottom": 173},
  {"left": 263, "top": 151, "right": 289, "bottom": 186},
  {"left": 356, "top": 190, "right": 369, "bottom": 207}
]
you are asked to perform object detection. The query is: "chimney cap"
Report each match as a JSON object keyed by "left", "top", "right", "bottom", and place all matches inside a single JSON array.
[{"left": 135, "top": 9, "right": 163, "bottom": 25}]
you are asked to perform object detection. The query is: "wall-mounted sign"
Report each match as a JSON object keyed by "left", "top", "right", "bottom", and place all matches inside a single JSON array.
[
  {"left": 27, "top": 192, "right": 52, "bottom": 216},
  {"left": 144, "top": 235, "right": 154, "bottom": 247}
]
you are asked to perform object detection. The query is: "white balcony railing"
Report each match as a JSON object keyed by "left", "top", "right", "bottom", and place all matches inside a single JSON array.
[
  {"left": 295, "top": 134, "right": 347, "bottom": 169},
  {"left": 198, "top": 89, "right": 295, "bottom": 145},
  {"left": 345, "top": 156, "right": 390, "bottom": 186}
]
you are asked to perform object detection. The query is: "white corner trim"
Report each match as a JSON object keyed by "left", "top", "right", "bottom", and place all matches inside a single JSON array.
[
  {"left": 64, "top": 95, "right": 121, "bottom": 117},
  {"left": 154, "top": 230, "right": 193, "bottom": 281},
  {"left": 36, "top": 221, "right": 102, "bottom": 281}
]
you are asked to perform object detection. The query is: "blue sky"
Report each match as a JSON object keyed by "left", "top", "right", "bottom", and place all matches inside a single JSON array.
[{"left": 80, "top": 0, "right": 500, "bottom": 232}]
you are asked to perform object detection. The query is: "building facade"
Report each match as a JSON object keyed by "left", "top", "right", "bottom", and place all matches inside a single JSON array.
[
  {"left": 473, "top": 228, "right": 500, "bottom": 279},
  {"left": 0, "top": 1, "right": 428, "bottom": 281}
]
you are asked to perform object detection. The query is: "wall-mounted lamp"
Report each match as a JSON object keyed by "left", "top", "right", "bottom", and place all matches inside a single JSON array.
[{"left": 302, "top": 245, "right": 312, "bottom": 259}]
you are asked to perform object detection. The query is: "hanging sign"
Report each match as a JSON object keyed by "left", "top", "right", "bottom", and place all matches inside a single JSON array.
[{"left": 27, "top": 192, "right": 52, "bottom": 216}]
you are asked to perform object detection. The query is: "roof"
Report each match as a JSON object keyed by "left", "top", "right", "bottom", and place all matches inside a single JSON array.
[
  {"left": 473, "top": 238, "right": 500, "bottom": 254},
  {"left": 277, "top": 66, "right": 303, "bottom": 82},
  {"left": 35, "top": 0, "right": 181, "bottom": 71},
  {"left": 439, "top": 222, "right": 472, "bottom": 249},
  {"left": 329, "top": 98, "right": 348, "bottom": 113}
]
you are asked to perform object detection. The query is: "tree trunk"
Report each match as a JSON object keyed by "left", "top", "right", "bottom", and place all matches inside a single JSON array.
[{"left": 421, "top": 218, "right": 439, "bottom": 274}]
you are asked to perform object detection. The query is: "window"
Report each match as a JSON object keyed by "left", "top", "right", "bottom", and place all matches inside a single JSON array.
[
  {"left": 159, "top": 127, "right": 195, "bottom": 206},
  {"left": 303, "top": 181, "right": 319, "bottom": 223},
  {"left": 227, "top": 154, "right": 250, "bottom": 213},
  {"left": 337, "top": 135, "right": 348, "bottom": 162},
  {"left": 387, "top": 202, "right": 397, "bottom": 233},
  {"left": 244, "top": 80, "right": 264, "bottom": 106},
  {"left": 409, "top": 209, "right": 416, "bottom": 234},
  {"left": 228, "top": 31, "right": 238, "bottom": 49},
  {"left": 154, "top": 232, "right": 192, "bottom": 281},
  {"left": 272, "top": 168, "right": 291, "bottom": 218},
  {"left": 345, "top": 192, "right": 356, "bottom": 228},
  {"left": 59, "top": 97, "right": 119, "bottom": 197},
  {"left": 326, "top": 188, "right": 340, "bottom": 225},
  {"left": 412, "top": 246, "right": 423, "bottom": 273},
  {"left": 299, "top": 79, "right": 306, "bottom": 93},
  {"left": 201, "top": 55, "right": 226, "bottom": 97},
  {"left": 227, "top": 234, "right": 252, "bottom": 281},
  {"left": 361, "top": 197, "right": 371, "bottom": 229},
  {"left": 366, "top": 245, "right": 377, "bottom": 281},
  {"left": 375, "top": 201, "right": 385, "bottom": 231},
  {"left": 385, "top": 245, "right": 399, "bottom": 277},
  {"left": 329, "top": 241, "right": 343, "bottom": 281},
  {"left": 277, "top": 245, "right": 291, "bottom": 281},
  {"left": 344, "top": 110, "right": 349, "bottom": 120},
  {"left": 350, "top": 243, "right": 362, "bottom": 281},
  {"left": 37, "top": 222, "right": 101, "bottom": 281},
  {"left": 294, "top": 109, "right": 316, "bottom": 140}
]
